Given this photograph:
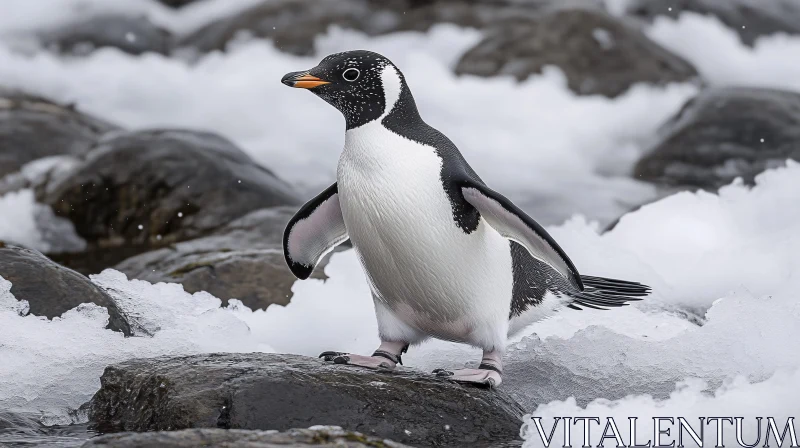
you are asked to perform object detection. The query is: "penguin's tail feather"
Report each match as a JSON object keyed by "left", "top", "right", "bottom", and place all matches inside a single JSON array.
[{"left": 567, "top": 275, "right": 651, "bottom": 311}]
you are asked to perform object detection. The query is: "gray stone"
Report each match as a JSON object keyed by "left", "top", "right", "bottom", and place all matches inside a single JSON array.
[
  {"left": 39, "top": 129, "right": 302, "bottom": 274},
  {"left": 113, "top": 207, "right": 331, "bottom": 311},
  {"left": 81, "top": 427, "right": 412, "bottom": 447},
  {"left": 41, "top": 15, "right": 172, "bottom": 56},
  {"left": 0, "top": 242, "right": 131, "bottom": 335},
  {"left": 634, "top": 87, "right": 800, "bottom": 189},
  {"left": 0, "top": 88, "right": 118, "bottom": 179},
  {"left": 626, "top": 0, "right": 800, "bottom": 46},
  {"left": 87, "top": 353, "right": 526, "bottom": 448},
  {"left": 455, "top": 7, "right": 699, "bottom": 97},
  {"left": 178, "top": 0, "right": 598, "bottom": 56}
]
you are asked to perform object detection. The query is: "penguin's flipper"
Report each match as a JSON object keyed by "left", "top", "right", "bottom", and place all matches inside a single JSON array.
[
  {"left": 461, "top": 183, "right": 583, "bottom": 290},
  {"left": 283, "top": 182, "right": 348, "bottom": 279}
]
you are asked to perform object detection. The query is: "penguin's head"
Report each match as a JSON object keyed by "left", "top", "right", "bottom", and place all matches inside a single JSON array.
[{"left": 282, "top": 50, "right": 409, "bottom": 129}]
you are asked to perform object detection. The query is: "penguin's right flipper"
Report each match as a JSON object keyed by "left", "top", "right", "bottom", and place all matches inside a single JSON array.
[
  {"left": 283, "top": 182, "right": 348, "bottom": 279},
  {"left": 460, "top": 183, "right": 583, "bottom": 290}
]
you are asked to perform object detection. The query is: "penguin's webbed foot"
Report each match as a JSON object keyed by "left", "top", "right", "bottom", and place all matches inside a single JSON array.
[
  {"left": 319, "top": 351, "right": 397, "bottom": 370},
  {"left": 433, "top": 367, "right": 503, "bottom": 388}
]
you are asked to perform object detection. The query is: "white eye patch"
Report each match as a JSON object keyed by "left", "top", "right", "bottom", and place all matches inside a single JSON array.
[{"left": 379, "top": 64, "right": 401, "bottom": 119}]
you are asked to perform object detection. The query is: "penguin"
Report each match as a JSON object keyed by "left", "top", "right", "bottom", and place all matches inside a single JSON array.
[{"left": 281, "top": 50, "right": 650, "bottom": 387}]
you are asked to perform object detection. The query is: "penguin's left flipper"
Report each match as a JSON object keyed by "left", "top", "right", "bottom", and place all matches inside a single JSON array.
[
  {"left": 284, "top": 182, "right": 349, "bottom": 280},
  {"left": 461, "top": 183, "right": 584, "bottom": 291},
  {"left": 433, "top": 368, "right": 502, "bottom": 388}
]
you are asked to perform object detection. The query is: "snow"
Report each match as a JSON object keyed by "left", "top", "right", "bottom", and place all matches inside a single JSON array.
[
  {"left": 646, "top": 13, "right": 800, "bottom": 92},
  {"left": 0, "top": 275, "right": 29, "bottom": 316},
  {"left": 0, "top": 189, "right": 85, "bottom": 253},
  {"left": 2, "top": 162, "right": 799, "bottom": 426},
  {"left": 0, "top": 190, "right": 46, "bottom": 251}
]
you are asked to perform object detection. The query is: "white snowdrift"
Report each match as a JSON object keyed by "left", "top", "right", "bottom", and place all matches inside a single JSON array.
[
  {"left": 646, "top": 13, "right": 800, "bottom": 92},
  {"left": 2, "top": 162, "right": 799, "bottom": 426}
]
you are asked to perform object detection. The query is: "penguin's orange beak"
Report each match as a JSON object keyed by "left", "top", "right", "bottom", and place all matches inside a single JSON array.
[{"left": 281, "top": 71, "right": 330, "bottom": 89}]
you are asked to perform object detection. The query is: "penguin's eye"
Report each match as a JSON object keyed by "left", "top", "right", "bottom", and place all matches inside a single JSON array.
[{"left": 342, "top": 68, "right": 360, "bottom": 82}]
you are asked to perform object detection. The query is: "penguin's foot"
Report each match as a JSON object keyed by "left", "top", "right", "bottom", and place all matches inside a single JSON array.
[
  {"left": 433, "top": 366, "right": 503, "bottom": 388},
  {"left": 319, "top": 341, "right": 408, "bottom": 371},
  {"left": 319, "top": 351, "right": 397, "bottom": 369},
  {"left": 434, "top": 351, "right": 504, "bottom": 388}
]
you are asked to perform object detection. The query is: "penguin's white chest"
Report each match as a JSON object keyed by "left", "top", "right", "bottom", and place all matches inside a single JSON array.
[{"left": 337, "top": 122, "right": 513, "bottom": 343}]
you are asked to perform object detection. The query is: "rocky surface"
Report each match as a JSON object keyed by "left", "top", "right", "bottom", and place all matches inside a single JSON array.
[
  {"left": 81, "top": 427, "right": 412, "bottom": 447},
  {"left": 626, "top": 0, "right": 800, "bottom": 46},
  {"left": 178, "top": 0, "right": 600, "bottom": 56},
  {"left": 0, "top": 243, "right": 131, "bottom": 335},
  {"left": 114, "top": 207, "right": 331, "bottom": 310},
  {"left": 39, "top": 129, "right": 301, "bottom": 274},
  {"left": 88, "top": 353, "right": 525, "bottom": 448},
  {"left": 0, "top": 88, "right": 118, "bottom": 180},
  {"left": 634, "top": 87, "right": 800, "bottom": 189},
  {"left": 455, "top": 6, "right": 699, "bottom": 97},
  {"left": 41, "top": 15, "right": 172, "bottom": 56}
]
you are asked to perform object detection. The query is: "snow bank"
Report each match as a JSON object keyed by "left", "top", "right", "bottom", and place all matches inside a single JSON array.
[
  {"left": 515, "top": 163, "right": 800, "bottom": 443},
  {"left": 646, "top": 13, "right": 800, "bottom": 92},
  {"left": 0, "top": 190, "right": 46, "bottom": 250},
  {"left": 2, "top": 162, "right": 799, "bottom": 424},
  {"left": 0, "top": 188, "right": 85, "bottom": 253}
]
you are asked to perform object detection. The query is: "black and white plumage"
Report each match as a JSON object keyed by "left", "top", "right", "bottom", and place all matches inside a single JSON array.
[{"left": 281, "top": 50, "right": 650, "bottom": 387}]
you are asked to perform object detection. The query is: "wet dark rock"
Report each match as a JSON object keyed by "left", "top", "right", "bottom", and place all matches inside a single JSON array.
[
  {"left": 81, "top": 427, "right": 412, "bottom": 447},
  {"left": 41, "top": 15, "right": 172, "bottom": 56},
  {"left": 88, "top": 353, "right": 525, "bottom": 448},
  {"left": 158, "top": 0, "right": 202, "bottom": 7},
  {"left": 114, "top": 206, "right": 330, "bottom": 310},
  {"left": 0, "top": 412, "right": 41, "bottom": 432},
  {"left": 455, "top": 7, "right": 699, "bottom": 97},
  {"left": 634, "top": 87, "right": 800, "bottom": 189},
  {"left": 178, "top": 0, "right": 600, "bottom": 56},
  {"left": 0, "top": 411, "right": 93, "bottom": 447},
  {"left": 39, "top": 129, "right": 302, "bottom": 274},
  {"left": 626, "top": 0, "right": 800, "bottom": 46},
  {"left": 0, "top": 243, "right": 131, "bottom": 335},
  {"left": 0, "top": 87, "right": 118, "bottom": 179}
]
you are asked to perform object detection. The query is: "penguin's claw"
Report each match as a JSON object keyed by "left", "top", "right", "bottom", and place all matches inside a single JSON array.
[
  {"left": 432, "top": 368, "right": 502, "bottom": 388},
  {"left": 319, "top": 352, "right": 396, "bottom": 370},
  {"left": 319, "top": 351, "right": 348, "bottom": 362}
]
